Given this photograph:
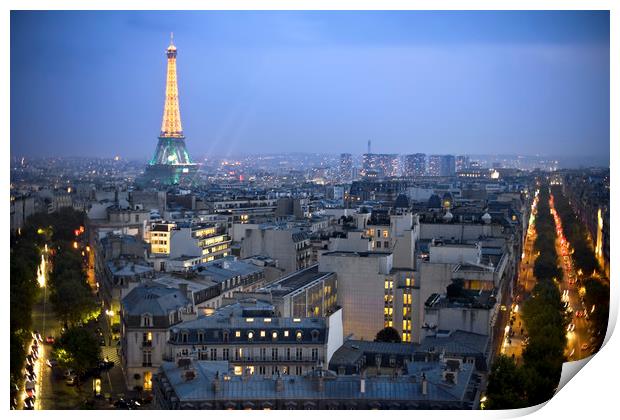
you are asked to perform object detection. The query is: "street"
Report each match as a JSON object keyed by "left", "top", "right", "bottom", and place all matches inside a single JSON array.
[{"left": 19, "top": 244, "right": 132, "bottom": 410}]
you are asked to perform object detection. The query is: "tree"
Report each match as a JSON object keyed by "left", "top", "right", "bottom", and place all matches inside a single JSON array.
[
  {"left": 374, "top": 327, "right": 401, "bottom": 343},
  {"left": 53, "top": 327, "right": 101, "bottom": 379},
  {"left": 446, "top": 279, "right": 465, "bottom": 300},
  {"left": 485, "top": 355, "right": 527, "bottom": 409},
  {"left": 50, "top": 275, "right": 99, "bottom": 326}
]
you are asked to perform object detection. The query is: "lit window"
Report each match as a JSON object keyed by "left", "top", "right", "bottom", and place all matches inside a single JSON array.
[
  {"left": 296, "top": 331, "right": 303, "bottom": 341},
  {"left": 260, "top": 331, "right": 266, "bottom": 337},
  {"left": 235, "top": 331, "right": 241, "bottom": 338},
  {"left": 272, "top": 331, "right": 278, "bottom": 340},
  {"left": 264, "top": 318, "right": 272, "bottom": 323},
  {"left": 293, "top": 318, "right": 301, "bottom": 323},
  {"left": 284, "top": 330, "right": 289, "bottom": 337},
  {"left": 248, "top": 332, "right": 254, "bottom": 340},
  {"left": 246, "top": 318, "right": 254, "bottom": 322},
  {"left": 383, "top": 230, "right": 389, "bottom": 238}
]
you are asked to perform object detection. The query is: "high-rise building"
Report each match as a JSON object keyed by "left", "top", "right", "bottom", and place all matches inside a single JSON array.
[
  {"left": 339, "top": 153, "right": 352, "bottom": 181},
  {"left": 427, "top": 155, "right": 455, "bottom": 177},
  {"left": 361, "top": 153, "right": 399, "bottom": 178},
  {"left": 403, "top": 154, "right": 426, "bottom": 178},
  {"left": 143, "top": 34, "right": 197, "bottom": 186},
  {"left": 455, "top": 155, "right": 470, "bottom": 172}
]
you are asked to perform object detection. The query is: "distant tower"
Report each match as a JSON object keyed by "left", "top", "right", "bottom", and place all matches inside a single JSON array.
[
  {"left": 367, "top": 139, "right": 371, "bottom": 155},
  {"left": 144, "top": 33, "right": 197, "bottom": 185}
]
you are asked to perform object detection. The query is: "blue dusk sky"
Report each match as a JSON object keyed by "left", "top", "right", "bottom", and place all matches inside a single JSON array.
[{"left": 10, "top": 11, "right": 610, "bottom": 162}]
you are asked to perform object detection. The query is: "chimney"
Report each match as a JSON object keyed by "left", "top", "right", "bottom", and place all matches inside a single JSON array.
[
  {"left": 275, "top": 373, "right": 284, "bottom": 392},
  {"left": 212, "top": 372, "right": 221, "bottom": 393},
  {"left": 421, "top": 373, "right": 428, "bottom": 396},
  {"left": 179, "top": 283, "right": 188, "bottom": 298},
  {"left": 360, "top": 371, "right": 366, "bottom": 394},
  {"left": 314, "top": 369, "right": 325, "bottom": 392}
]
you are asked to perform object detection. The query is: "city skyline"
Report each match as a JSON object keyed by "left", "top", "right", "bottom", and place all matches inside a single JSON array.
[{"left": 10, "top": 11, "right": 609, "bottom": 164}]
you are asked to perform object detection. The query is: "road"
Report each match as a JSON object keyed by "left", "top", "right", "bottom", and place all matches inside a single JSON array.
[
  {"left": 20, "top": 245, "right": 131, "bottom": 410},
  {"left": 550, "top": 194, "right": 593, "bottom": 362},
  {"left": 499, "top": 191, "right": 538, "bottom": 364}
]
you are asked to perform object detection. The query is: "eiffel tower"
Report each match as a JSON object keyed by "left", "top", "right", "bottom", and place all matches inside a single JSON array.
[{"left": 143, "top": 34, "right": 197, "bottom": 186}]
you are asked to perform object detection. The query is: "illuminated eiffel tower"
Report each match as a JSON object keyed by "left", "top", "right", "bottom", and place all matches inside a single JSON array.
[{"left": 143, "top": 34, "right": 197, "bottom": 186}]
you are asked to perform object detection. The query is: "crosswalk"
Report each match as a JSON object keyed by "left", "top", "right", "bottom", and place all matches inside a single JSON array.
[{"left": 101, "top": 346, "right": 121, "bottom": 366}]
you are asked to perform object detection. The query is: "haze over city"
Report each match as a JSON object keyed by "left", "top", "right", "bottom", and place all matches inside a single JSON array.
[
  {"left": 9, "top": 7, "right": 612, "bottom": 413},
  {"left": 10, "top": 11, "right": 609, "bottom": 165}
]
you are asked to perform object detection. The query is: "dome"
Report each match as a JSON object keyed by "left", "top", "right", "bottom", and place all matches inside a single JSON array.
[
  {"left": 428, "top": 194, "right": 442, "bottom": 209},
  {"left": 482, "top": 212, "right": 492, "bottom": 224},
  {"left": 393, "top": 194, "right": 410, "bottom": 209},
  {"left": 443, "top": 211, "right": 453, "bottom": 222}
]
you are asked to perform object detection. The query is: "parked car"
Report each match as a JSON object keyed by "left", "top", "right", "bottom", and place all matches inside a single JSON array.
[
  {"left": 45, "top": 336, "right": 55, "bottom": 344},
  {"left": 65, "top": 375, "right": 77, "bottom": 386},
  {"left": 98, "top": 359, "right": 114, "bottom": 370},
  {"left": 46, "top": 358, "right": 58, "bottom": 368},
  {"left": 23, "top": 397, "right": 35, "bottom": 410},
  {"left": 113, "top": 398, "right": 132, "bottom": 410}
]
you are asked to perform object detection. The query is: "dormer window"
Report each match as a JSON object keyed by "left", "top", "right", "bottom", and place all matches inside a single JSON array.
[
  {"left": 311, "top": 330, "right": 319, "bottom": 342},
  {"left": 141, "top": 313, "right": 152, "bottom": 327},
  {"left": 272, "top": 331, "right": 278, "bottom": 340},
  {"left": 296, "top": 331, "right": 303, "bottom": 342}
]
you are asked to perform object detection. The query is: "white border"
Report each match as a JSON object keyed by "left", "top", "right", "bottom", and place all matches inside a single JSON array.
[{"left": 3, "top": 2, "right": 616, "bottom": 419}]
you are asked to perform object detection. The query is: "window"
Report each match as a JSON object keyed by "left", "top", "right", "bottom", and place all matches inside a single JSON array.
[
  {"left": 235, "top": 348, "right": 240, "bottom": 361},
  {"left": 284, "top": 330, "right": 289, "bottom": 338},
  {"left": 181, "top": 332, "right": 188, "bottom": 343},
  {"left": 141, "top": 314, "right": 152, "bottom": 327},
  {"left": 272, "top": 331, "right": 278, "bottom": 340},
  {"left": 260, "top": 331, "right": 266, "bottom": 338},
  {"left": 223, "top": 348, "right": 230, "bottom": 360},
  {"left": 235, "top": 331, "right": 241, "bottom": 338},
  {"left": 296, "top": 331, "right": 303, "bottom": 341},
  {"left": 296, "top": 366, "right": 303, "bottom": 375},
  {"left": 223, "top": 331, "right": 229, "bottom": 342},
  {"left": 376, "top": 229, "right": 381, "bottom": 237},
  {"left": 376, "top": 241, "right": 381, "bottom": 248},
  {"left": 259, "top": 366, "right": 266, "bottom": 375},
  {"left": 272, "top": 348, "right": 279, "bottom": 361},
  {"left": 260, "top": 348, "right": 266, "bottom": 361},
  {"left": 311, "top": 348, "right": 318, "bottom": 361},
  {"left": 384, "top": 241, "right": 389, "bottom": 248},
  {"left": 286, "top": 348, "right": 291, "bottom": 361},
  {"left": 296, "top": 348, "right": 303, "bottom": 361},
  {"left": 210, "top": 348, "right": 217, "bottom": 360},
  {"left": 383, "top": 230, "right": 389, "bottom": 238},
  {"left": 143, "top": 371, "right": 152, "bottom": 390},
  {"left": 197, "top": 331, "right": 204, "bottom": 342},
  {"left": 311, "top": 330, "right": 319, "bottom": 342},
  {"left": 142, "top": 350, "right": 152, "bottom": 367},
  {"left": 248, "top": 331, "right": 254, "bottom": 341},
  {"left": 143, "top": 332, "right": 152, "bottom": 345}
]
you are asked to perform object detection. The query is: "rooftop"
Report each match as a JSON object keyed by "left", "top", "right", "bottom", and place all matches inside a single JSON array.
[
  {"left": 156, "top": 360, "right": 475, "bottom": 404},
  {"left": 261, "top": 265, "right": 333, "bottom": 298},
  {"left": 122, "top": 282, "right": 191, "bottom": 316}
]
